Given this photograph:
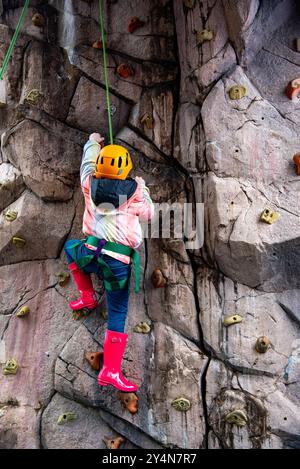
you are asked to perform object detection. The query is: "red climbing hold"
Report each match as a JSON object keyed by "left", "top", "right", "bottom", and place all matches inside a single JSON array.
[
  {"left": 293, "top": 154, "right": 300, "bottom": 175},
  {"left": 128, "top": 17, "right": 145, "bottom": 34},
  {"left": 286, "top": 78, "right": 300, "bottom": 100},
  {"left": 116, "top": 63, "right": 134, "bottom": 79}
]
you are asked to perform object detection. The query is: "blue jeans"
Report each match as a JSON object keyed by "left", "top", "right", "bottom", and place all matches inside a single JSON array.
[{"left": 64, "top": 240, "right": 131, "bottom": 333}]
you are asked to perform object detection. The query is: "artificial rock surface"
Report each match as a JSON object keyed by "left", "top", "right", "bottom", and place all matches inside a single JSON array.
[{"left": 0, "top": 0, "right": 300, "bottom": 450}]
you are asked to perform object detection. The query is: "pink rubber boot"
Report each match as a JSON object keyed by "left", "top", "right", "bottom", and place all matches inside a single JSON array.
[
  {"left": 69, "top": 262, "right": 98, "bottom": 311},
  {"left": 98, "top": 330, "right": 138, "bottom": 392}
]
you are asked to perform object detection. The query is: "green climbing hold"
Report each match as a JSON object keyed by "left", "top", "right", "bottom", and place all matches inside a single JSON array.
[
  {"left": 16, "top": 305, "right": 30, "bottom": 318},
  {"left": 57, "top": 412, "right": 77, "bottom": 425},
  {"left": 225, "top": 409, "right": 248, "bottom": 427},
  {"left": 229, "top": 85, "right": 247, "bottom": 100},
  {"left": 12, "top": 237, "right": 26, "bottom": 248},
  {"left": 25, "top": 89, "right": 44, "bottom": 105},
  {"left": 223, "top": 314, "right": 243, "bottom": 327},
  {"left": 2, "top": 358, "right": 19, "bottom": 375},
  {"left": 171, "top": 397, "right": 191, "bottom": 412},
  {"left": 133, "top": 321, "right": 151, "bottom": 334},
  {"left": 4, "top": 210, "right": 18, "bottom": 222}
]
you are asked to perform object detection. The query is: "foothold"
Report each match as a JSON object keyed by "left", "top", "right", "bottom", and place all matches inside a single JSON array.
[
  {"left": 103, "top": 436, "right": 125, "bottom": 449},
  {"left": 118, "top": 392, "right": 139, "bottom": 415},
  {"left": 100, "top": 308, "right": 108, "bottom": 320},
  {"left": 116, "top": 64, "right": 134, "bottom": 79},
  {"left": 92, "top": 40, "right": 103, "bottom": 49},
  {"left": 4, "top": 210, "right": 18, "bottom": 222},
  {"left": 171, "top": 397, "right": 191, "bottom": 412},
  {"left": 72, "top": 309, "right": 91, "bottom": 321},
  {"left": 255, "top": 336, "right": 270, "bottom": 353},
  {"left": 56, "top": 272, "right": 70, "bottom": 287},
  {"left": 223, "top": 314, "right": 243, "bottom": 327},
  {"left": 229, "top": 85, "right": 247, "bottom": 100},
  {"left": 133, "top": 321, "right": 151, "bottom": 334},
  {"left": 295, "top": 38, "right": 300, "bottom": 52},
  {"left": 57, "top": 412, "right": 77, "bottom": 425},
  {"left": 225, "top": 409, "right": 248, "bottom": 427},
  {"left": 85, "top": 351, "right": 103, "bottom": 371},
  {"left": 16, "top": 306, "right": 30, "bottom": 318},
  {"left": 2, "top": 358, "right": 19, "bottom": 376},
  {"left": 25, "top": 89, "right": 44, "bottom": 105},
  {"left": 286, "top": 78, "right": 300, "bottom": 100},
  {"left": 293, "top": 153, "right": 300, "bottom": 175},
  {"left": 197, "top": 29, "right": 214, "bottom": 45},
  {"left": 12, "top": 237, "right": 26, "bottom": 248},
  {"left": 151, "top": 268, "right": 167, "bottom": 288},
  {"left": 128, "top": 17, "right": 145, "bottom": 34},
  {"left": 141, "top": 113, "right": 154, "bottom": 130},
  {"left": 183, "top": 0, "right": 194, "bottom": 8},
  {"left": 260, "top": 208, "right": 280, "bottom": 225},
  {"left": 31, "top": 13, "right": 45, "bottom": 27}
]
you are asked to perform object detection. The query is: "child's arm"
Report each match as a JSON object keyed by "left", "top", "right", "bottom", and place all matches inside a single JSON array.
[
  {"left": 80, "top": 133, "right": 104, "bottom": 184},
  {"left": 130, "top": 177, "right": 155, "bottom": 221}
]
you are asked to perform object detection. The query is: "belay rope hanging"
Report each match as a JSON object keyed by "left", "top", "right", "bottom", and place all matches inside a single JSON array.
[
  {"left": 0, "top": 0, "right": 30, "bottom": 81},
  {"left": 99, "top": 0, "right": 114, "bottom": 145}
]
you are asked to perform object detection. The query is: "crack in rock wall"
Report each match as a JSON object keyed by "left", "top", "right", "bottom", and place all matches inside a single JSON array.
[{"left": 0, "top": 0, "right": 299, "bottom": 449}]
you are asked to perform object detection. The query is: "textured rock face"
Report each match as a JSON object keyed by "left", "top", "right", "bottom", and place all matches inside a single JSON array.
[{"left": 1, "top": 0, "right": 300, "bottom": 450}]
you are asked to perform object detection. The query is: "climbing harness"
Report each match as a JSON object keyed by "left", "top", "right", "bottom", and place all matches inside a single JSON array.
[
  {"left": 0, "top": 0, "right": 30, "bottom": 81},
  {"left": 99, "top": 0, "right": 113, "bottom": 145},
  {"left": 66, "top": 236, "right": 141, "bottom": 294}
]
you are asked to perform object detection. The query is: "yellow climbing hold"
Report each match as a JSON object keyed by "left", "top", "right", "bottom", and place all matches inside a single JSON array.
[
  {"left": 4, "top": 210, "right": 18, "bottom": 222},
  {"left": 16, "top": 306, "right": 30, "bottom": 318},
  {"left": 260, "top": 208, "right": 280, "bottom": 225},
  {"left": 225, "top": 409, "right": 248, "bottom": 427},
  {"left": 133, "top": 321, "right": 151, "bottom": 334},
  {"left": 197, "top": 29, "right": 214, "bottom": 45},
  {"left": 171, "top": 397, "right": 191, "bottom": 412},
  {"left": 229, "top": 85, "right": 247, "bottom": 100},
  {"left": 183, "top": 0, "right": 194, "bottom": 8},
  {"left": 141, "top": 113, "right": 154, "bottom": 130},
  {"left": 2, "top": 358, "right": 19, "bottom": 375},
  {"left": 57, "top": 412, "right": 77, "bottom": 425},
  {"left": 223, "top": 314, "right": 243, "bottom": 327},
  {"left": 12, "top": 237, "right": 26, "bottom": 248},
  {"left": 25, "top": 89, "right": 44, "bottom": 105}
]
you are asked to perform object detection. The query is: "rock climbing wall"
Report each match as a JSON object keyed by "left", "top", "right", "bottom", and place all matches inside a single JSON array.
[{"left": 0, "top": 0, "right": 300, "bottom": 450}]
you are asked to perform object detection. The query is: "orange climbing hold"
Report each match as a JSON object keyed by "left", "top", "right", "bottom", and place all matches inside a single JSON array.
[
  {"left": 85, "top": 351, "right": 103, "bottom": 371},
  {"left": 151, "top": 268, "right": 167, "bottom": 288},
  {"left": 116, "top": 63, "right": 134, "bottom": 79},
  {"left": 286, "top": 78, "right": 300, "bottom": 100},
  {"left": 92, "top": 40, "right": 103, "bottom": 49},
  {"left": 103, "top": 436, "right": 125, "bottom": 449},
  {"left": 118, "top": 392, "right": 139, "bottom": 414},
  {"left": 128, "top": 17, "right": 145, "bottom": 34}
]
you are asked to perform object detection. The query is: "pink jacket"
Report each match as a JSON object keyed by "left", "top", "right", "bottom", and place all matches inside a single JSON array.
[{"left": 80, "top": 139, "right": 154, "bottom": 263}]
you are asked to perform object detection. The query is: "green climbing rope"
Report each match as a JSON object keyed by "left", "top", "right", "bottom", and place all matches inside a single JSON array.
[
  {"left": 0, "top": 0, "right": 30, "bottom": 81},
  {"left": 99, "top": 0, "right": 114, "bottom": 145}
]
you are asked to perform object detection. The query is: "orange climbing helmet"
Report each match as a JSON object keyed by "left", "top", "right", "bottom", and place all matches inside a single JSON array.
[{"left": 94, "top": 144, "right": 133, "bottom": 180}]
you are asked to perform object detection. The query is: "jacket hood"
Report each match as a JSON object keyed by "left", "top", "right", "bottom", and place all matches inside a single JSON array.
[{"left": 91, "top": 177, "right": 138, "bottom": 209}]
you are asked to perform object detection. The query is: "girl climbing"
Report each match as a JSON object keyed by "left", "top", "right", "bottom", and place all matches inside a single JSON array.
[{"left": 64, "top": 133, "right": 154, "bottom": 393}]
